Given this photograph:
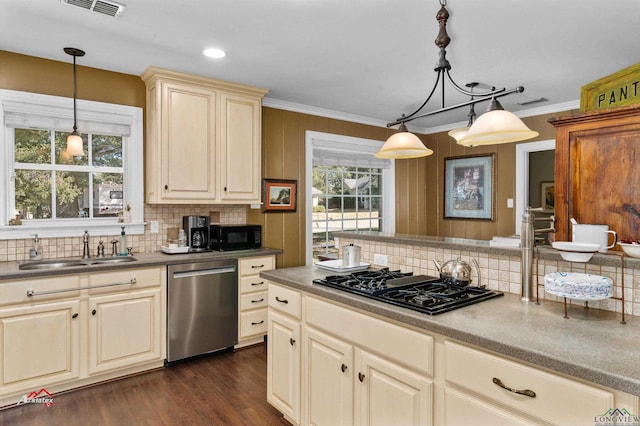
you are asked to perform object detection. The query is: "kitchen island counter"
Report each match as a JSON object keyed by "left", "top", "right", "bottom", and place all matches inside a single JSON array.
[{"left": 261, "top": 265, "right": 640, "bottom": 396}]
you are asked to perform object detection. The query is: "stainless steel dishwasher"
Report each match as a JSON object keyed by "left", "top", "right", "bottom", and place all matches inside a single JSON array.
[{"left": 167, "top": 260, "right": 238, "bottom": 363}]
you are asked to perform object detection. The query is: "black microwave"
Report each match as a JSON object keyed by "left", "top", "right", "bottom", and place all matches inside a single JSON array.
[{"left": 209, "top": 224, "right": 262, "bottom": 251}]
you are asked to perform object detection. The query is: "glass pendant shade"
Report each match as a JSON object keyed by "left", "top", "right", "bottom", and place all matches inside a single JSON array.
[
  {"left": 66, "top": 132, "right": 85, "bottom": 157},
  {"left": 375, "top": 123, "right": 433, "bottom": 159},
  {"left": 458, "top": 99, "right": 539, "bottom": 147},
  {"left": 447, "top": 126, "right": 469, "bottom": 142}
]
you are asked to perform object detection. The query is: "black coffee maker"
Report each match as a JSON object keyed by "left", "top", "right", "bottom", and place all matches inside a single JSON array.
[{"left": 182, "top": 216, "right": 210, "bottom": 251}]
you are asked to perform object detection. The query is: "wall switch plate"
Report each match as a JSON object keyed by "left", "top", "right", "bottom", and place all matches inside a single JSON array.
[
  {"left": 507, "top": 198, "right": 514, "bottom": 208},
  {"left": 250, "top": 203, "right": 261, "bottom": 209},
  {"left": 150, "top": 220, "right": 159, "bottom": 234},
  {"left": 373, "top": 253, "right": 388, "bottom": 267}
]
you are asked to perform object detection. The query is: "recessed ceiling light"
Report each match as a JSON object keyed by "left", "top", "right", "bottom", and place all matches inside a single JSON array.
[{"left": 203, "top": 48, "right": 226, "bottom": 59}]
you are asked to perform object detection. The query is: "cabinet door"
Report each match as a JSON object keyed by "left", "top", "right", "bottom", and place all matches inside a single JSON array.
[
  {"left": 356, "top": 350, "right": 433, "bottom": 426},
  {"left": 219, "top": 92, "right": 261, "bottom": 202},
  {"left": 0, "top": 300, "right": 81, "bottom": 395},
  {"left": 88, "top": 289, "right": 162, "bottom": 375},
  {"left": 305, "top": 327, "right": 354, "bottom": 426},
  {"left": 267, "top": 310, "right": 301, "bottom": 424},
  {"left": 159, "top": 81, "right": 217, "bottom": 202}
]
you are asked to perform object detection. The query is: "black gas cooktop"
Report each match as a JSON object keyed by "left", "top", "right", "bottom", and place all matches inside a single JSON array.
[{"left": 312, "top": 268, "right": 503, "bottom": 315}]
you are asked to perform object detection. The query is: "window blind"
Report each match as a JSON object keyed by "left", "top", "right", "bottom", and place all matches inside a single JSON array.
[
  {"left": 312, "top": 139, "right": 391, "bottom": 169},
  {"left": 3, "top": 100, "right": 132, "bottom": 135}
]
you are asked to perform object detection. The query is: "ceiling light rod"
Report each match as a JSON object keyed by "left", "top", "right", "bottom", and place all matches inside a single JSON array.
[
  {"left": 386, "top": 0, "right": 526, "bottom": 128},
  {"left": 387, "top": 86, "right": 523, "bottom": 128}
]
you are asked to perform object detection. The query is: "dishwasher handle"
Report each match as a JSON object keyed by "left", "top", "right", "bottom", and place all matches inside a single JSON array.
[{"left": 172, "top": 266, "right": 236, "bottom": 279}]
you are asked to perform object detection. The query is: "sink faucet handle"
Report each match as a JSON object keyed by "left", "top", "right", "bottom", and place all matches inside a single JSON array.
[
  {"left": 110, "top": 239, "right": 118, "bottom": 257},
  {"left": 82, "top": 230, "right": 91, "bottom": 259},
  {"left": 97, "top": 240, "right": 105, "bottom": 257}
]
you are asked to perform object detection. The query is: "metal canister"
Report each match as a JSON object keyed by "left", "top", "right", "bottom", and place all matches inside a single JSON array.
[{"left": 342, "top": 243, "right": 361, "bottom": 268}]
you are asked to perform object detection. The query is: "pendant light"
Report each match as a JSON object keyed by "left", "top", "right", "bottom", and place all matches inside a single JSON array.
[
  {"left": 64, "top": 47, "right": 85, "bottom": 157},
  {"left": 375, "top": 123, "right": 433, "bottom": 159},
  {"left": 379, "top": 0, "right": 538, "bottom": 158},
  {"left": 457, "top": 98, "right": 539, "bottom": 147}
]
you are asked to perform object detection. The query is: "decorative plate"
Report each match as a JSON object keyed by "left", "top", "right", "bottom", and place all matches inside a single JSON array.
[{"left": 544, "top": 272, "right": 613, "bottom": 301}]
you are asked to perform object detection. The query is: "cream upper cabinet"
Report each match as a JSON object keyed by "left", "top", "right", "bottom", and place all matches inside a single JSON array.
[
  {"left": 220, "top": 92, "right": 262, "bottom": 201},
  {"left": 141, "top": 67, "right": 268, "bottom": 204}
]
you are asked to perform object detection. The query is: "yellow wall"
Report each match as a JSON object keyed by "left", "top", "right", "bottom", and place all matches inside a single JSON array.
[{"left": 1, "top": 50, "right": 573, "bottom": 268}]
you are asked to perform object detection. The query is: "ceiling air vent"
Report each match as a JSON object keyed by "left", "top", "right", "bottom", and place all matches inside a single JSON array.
[{"left": 61, "top": 0, "right": 125, "bottom": 18}]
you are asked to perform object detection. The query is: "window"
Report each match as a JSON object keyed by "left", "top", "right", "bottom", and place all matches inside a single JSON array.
[
  {"left": 0, "top": 90, "right": 144, "bottom": 239},
  {"left": 305, "top": 131, "right": 395, "bottom": 264}
]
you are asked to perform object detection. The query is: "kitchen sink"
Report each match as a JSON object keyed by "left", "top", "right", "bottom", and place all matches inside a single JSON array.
[{"left": 18, "top": 257, "right": 137, "bottom": 270}]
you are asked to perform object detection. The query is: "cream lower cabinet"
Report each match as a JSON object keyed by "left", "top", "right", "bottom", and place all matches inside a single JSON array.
[
  {"left": 305, "top": 326, "right": 432, "bottom": 426},
  {"left": 0, "top": 266, "right": 165, "bottom": 407},
  {"left": 267, "top": 282, "right": 303, "bottom": 424},
  {"left": 88, "top": 288, "right": 162, "bottom": 375},
  {"left": 237, "top": 255, "right": 275, "bottom": 348},
  {"left": 0, "top": 299, "right": 81, "bottom": 397},
  {"left": 441, "top": 340, "right": 638, "bottom": 426},
  {"left": 304, "top": 296, "right": 433, "bottom": 426}
]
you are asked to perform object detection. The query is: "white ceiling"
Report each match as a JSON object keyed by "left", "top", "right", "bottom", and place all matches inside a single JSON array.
[{"left": 1, "top": 0, "right": 638, "bottom": 133}]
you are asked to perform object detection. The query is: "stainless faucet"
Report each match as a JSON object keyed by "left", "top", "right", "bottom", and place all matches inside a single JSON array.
[
  {"left": 521, "top": 207, "right": 556, "bottom": 302},
  {"left": 82, "top": 230, "right": 90, "bottom": 259}
]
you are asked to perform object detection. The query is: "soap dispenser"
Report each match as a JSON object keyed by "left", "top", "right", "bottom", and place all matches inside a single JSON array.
[
  {"left": 119, "top": 226, "right": 127, "bottom": 256},
  {"left": 30, "top": 234, "right": 43, "bottom": 260}
]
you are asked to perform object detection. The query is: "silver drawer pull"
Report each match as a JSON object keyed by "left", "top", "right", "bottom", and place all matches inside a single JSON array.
[
  {"left": 27, "top": 278, "right": 137, "bottom": 297},
  {"left": 492, "top": 377, "right": 536, "bottom": 398},
  {"left": 251, "top": 298, "right": 264, "bottom": 303}
]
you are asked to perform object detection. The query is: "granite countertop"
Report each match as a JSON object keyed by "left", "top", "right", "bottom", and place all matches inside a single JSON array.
[
  {"left": 261, "top": 265, "right": 640, "bottom": 396},
  {"left": 0, "top": 248, "right": 281, "bottom": 281}
]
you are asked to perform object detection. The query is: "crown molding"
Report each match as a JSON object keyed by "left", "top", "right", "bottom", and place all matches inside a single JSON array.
[{"left": 262, "top": 97, "right": 581, "bottom": 136}]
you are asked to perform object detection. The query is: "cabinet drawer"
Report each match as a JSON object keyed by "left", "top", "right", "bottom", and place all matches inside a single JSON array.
[
  {"left": 240, "top": 291, "right": 268, "bottom": 311},
  {"left": 0, "top": 275, "right": 81, "bottom": 306},
  {"left": 89, "top": 267, "right": 164, "bottom": 293},
  {"left": 306, "top": 296, "right": 433, "bottom": 377},
  {"left": 444, "top": 341, "right": 614, "bottom": 425},
  {"left": 240, "top": 309, "right": 267, "bottom": 338},
  {"left": 268, "top": 283, "right": 301, "bottom": 319},
  {"left": 239, "top": 256, "right": 274, "bottom": 276},
  {"left": 239, "top": 276, "right": 268, "bottom": 294}
]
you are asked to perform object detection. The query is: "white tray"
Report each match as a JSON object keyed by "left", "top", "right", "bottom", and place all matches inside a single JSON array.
[
  {"left": 315, "top": 259, "right": 369, "bottom": 273},
  {"left": 161, "top": 245, "right": 190, "bottom": 254}
]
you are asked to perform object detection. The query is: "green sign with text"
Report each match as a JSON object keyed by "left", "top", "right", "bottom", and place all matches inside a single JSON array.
[{"left": 581, "top": 62, "right": 640, "bottom": 112}]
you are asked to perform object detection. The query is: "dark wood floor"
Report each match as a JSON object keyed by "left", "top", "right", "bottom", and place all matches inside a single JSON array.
[{"left": 0, "top": 344, "right": 288, "bottom": 425}]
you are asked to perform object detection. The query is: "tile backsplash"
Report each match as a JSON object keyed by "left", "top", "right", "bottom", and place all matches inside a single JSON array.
[
  {"left": 340, "top": 237, "right": 640, "bottom": 318},
  {"left": 0, "top": 204, "right": 247, "bottom": 262}
]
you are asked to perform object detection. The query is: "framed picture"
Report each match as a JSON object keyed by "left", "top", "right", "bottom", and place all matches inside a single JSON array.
[
  {"left": 541, "top": 181, "right": 555, "bottom": 212},
  {"left": 262, "top": 179, "right": 297, "bottom": 212},
  {"left": 444, "top": 154, "right": 495, "bottom": 220}
]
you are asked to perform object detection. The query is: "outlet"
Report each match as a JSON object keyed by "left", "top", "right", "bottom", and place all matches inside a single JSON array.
[
  {"left": 150, "top": 220, "right": 159, "bottom": 234},
  {"left": 507, "top": 198, "right": 514, "bottom": 208},
  {"left": 373, "top": 253, "right": 388, "bottom": 267}
]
